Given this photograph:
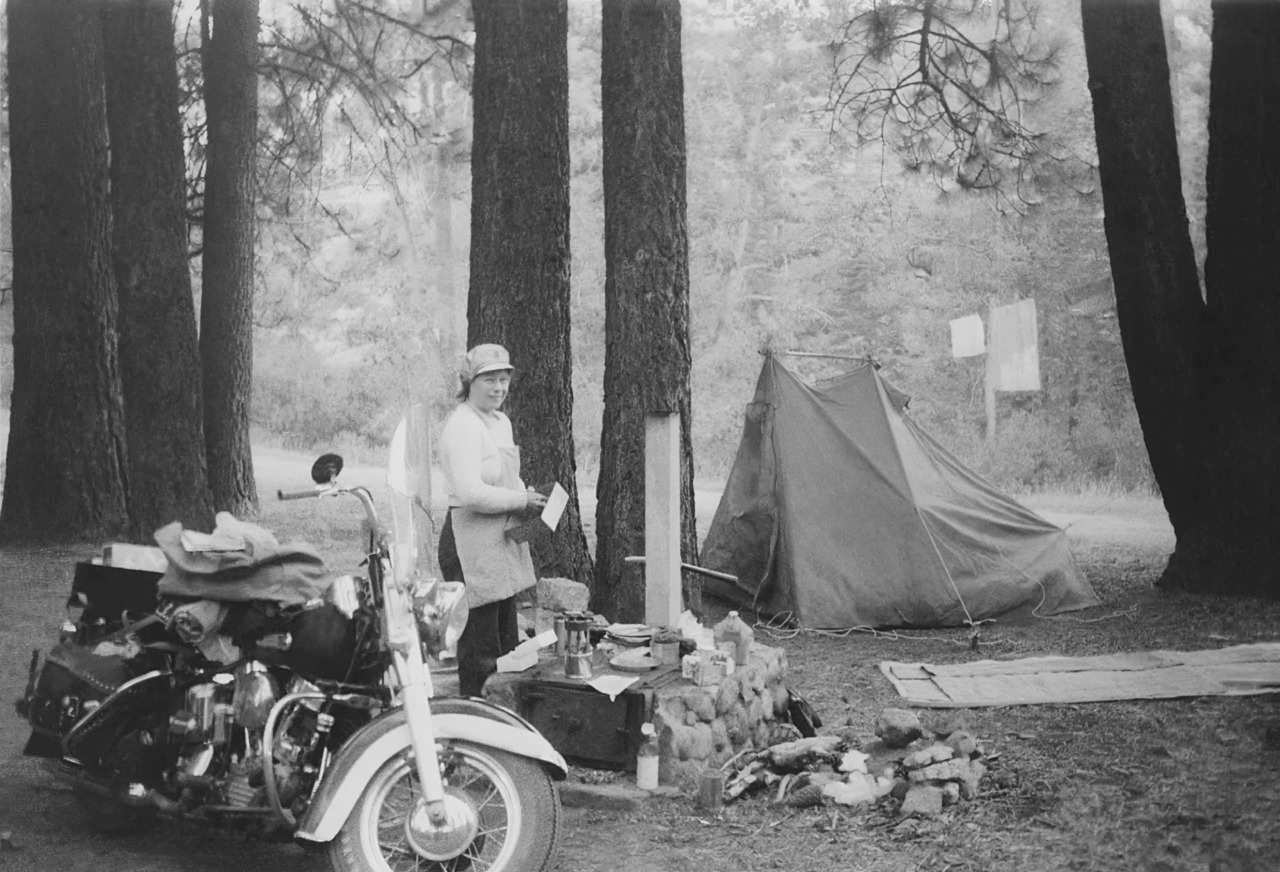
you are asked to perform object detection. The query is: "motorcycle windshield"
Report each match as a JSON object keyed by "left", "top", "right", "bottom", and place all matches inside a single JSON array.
[{"left": 386, "top": 403, "right": 437, "bottom": 584}]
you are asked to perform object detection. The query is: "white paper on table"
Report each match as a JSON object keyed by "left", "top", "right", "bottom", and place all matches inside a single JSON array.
[
  {"left": 541, "top": 483, "right": 570, "bottom": 532},
  {"left": 586, "top": 674, "right": 639, "bottom": 702}
]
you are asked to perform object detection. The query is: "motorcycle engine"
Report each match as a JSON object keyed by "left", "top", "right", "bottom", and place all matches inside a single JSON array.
[{"left": 165, "top": 668, "right": 335, "bottom": 814}]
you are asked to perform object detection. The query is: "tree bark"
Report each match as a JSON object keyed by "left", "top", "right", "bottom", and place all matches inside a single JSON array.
[
  {"left": 596, "top": 0, "right": 700, "bottom": 622},
  {"left": 1082, "top": 0, "right": 1280, "bottom": 595},
  {"left": 201, "top": 0, "right": 260, "bottom": 518},
  {"left": 469, "top": 0, "right": 594, "bottom": 586},
  {"left": 104, "top": 0, "right": 215, "bottom": 540},
  {"left": 1174, "top": 0, "right": 1280, "bottom": 593},
  {"left": 1, "top": 0, "right": 130, "bottom": 543},
  {"left": 1081, "top": 0, "right": 1206, "bottom": 524}
]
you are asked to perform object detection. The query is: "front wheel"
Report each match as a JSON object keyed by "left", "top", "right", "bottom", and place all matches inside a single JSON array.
[{"left": 328, "top": 741, "right": 561, "bottom": 872}]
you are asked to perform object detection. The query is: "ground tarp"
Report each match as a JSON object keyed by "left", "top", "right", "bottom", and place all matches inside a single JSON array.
[
  {"left": 880, "top": 643, "right": 1280, "bottom": 707},
  {"left": 699, "top": 354, "right": 1099, "bottom": 629}
]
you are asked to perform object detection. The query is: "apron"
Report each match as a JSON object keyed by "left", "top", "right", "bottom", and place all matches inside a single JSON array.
[{"left": 451, "top": 440, "right": 538, "bottom": 609}]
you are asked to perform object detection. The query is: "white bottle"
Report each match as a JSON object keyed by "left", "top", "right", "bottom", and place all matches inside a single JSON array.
[{"left": 636, "top": 722, "right": 659, "bottom": 790}]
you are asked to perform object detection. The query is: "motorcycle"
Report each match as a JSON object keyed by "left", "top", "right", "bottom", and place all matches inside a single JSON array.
[{"left": 16, "top": 404, "right": 566, "bottom": 872}]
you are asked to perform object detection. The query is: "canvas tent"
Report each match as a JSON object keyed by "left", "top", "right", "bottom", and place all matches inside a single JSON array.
[{"left": 700, "top": 354, "right": 1099, "bottom": 629}]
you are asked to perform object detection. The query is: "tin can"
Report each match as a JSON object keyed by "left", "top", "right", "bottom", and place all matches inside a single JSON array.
[
  {"left": 651, "top": 638, "right": 681, "bottom": 665},
  {"left": 697, "top": 768, "right": 725, "bottom": 812},
  {"left": 681, "top": 653, "right": 699, "bottom": 680}
]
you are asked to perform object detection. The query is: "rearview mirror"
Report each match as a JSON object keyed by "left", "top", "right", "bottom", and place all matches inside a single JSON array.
[{"left": 311, "top": 453, "right": 344, "bottom": 484}]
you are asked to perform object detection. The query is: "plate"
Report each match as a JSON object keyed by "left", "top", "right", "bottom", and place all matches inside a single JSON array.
[
  {"left": 610, "top": 650, "right": 659, "bottom": 673},
  {"left": 606, "top": 623, "right": 655, "bottom": 645},
  {"left": 607, "top": 623, "right": 653, "bottom": 636}
]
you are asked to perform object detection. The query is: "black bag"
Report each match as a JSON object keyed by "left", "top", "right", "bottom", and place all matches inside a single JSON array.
[
  {"left": 222, "top": 600, "right": 364, "bottom": 681},
  {"left": 21, "top": 642, "right": 134, "bottom": 755}
]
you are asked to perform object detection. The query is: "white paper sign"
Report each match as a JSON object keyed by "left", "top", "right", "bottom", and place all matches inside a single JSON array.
[
  {"left": 950, "top": 314, "right": 985, "bottom": 358},
  {"left": 990, "top": 298, "right": 1040, "bottom": 390}
]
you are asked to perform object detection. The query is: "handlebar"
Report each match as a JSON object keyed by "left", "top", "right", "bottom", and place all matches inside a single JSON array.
[{"left": 277, "top": 481, "right": 387, "bottom": 545}]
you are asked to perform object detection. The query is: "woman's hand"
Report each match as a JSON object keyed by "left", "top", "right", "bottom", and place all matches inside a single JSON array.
[{"left": 525, "top": 488, "right": 549, "bottom": 512}]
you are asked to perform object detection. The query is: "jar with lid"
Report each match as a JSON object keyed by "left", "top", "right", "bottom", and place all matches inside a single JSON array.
[{"left": 712, "top": 610, "right": 753, "bottom": 666}]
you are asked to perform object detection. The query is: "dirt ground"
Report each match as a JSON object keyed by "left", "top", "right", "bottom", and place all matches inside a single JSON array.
[{"left": 2, "top": 455, "right": 1277, "bottom": 872}]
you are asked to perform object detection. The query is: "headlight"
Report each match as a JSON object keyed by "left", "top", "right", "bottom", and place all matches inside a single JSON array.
[{"left": 410, "top": 576, "right": 469, "bottom": 661}]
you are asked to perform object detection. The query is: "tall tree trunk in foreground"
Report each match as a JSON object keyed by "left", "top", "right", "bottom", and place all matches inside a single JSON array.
[
  {"left": 468, "top": 0, "right": 594, "bottom": 586},
  {"left": 1081, "top": 0, "right": 1205, "bottom": 526},
  {"left": 0, "top": 0, "right": 130, "bottom": 543},
  {"left": 1188, "top": 0, "right": 1280, "bottom": 592},
  {"left": 104, "top": 0, "right": 214, "bottom": 540},
  {"left": 1082, "top": 0, "right": 1280, "bottom": 595},
  {"left": 595, "top": 0, "right": 699, "bottom": 622},
  {"left": 201, "top": 0, "right": 260, "bottom": 517}
]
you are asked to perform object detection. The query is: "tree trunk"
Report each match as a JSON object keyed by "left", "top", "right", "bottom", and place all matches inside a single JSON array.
[
  {"left": 104, "top": 0, "right": 214, "bottom": 540},
  {"left": 1082, "top": 0, "right": 1280, "bottom": 596},
  {"left": 0, "top": 0, "right": 130, "bottom": 543},
  {"left": 200, "top": 0, "right": 259, "bottom": 518},
  {"left": 1172, "top": 0, "right": 1280, "bottom": 594},
  {"left": 596, "top": 0, "right": 700, "bottom": 623},
  {"left": 469, "top": 0, "right": 594, "bottom": 586},
  {"left": 1081, "top": 0, "right": 1206, "bottom": 522}
]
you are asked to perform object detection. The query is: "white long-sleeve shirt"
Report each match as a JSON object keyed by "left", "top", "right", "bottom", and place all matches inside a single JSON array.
[{"left": 439, "top": 402, "right": 527, "bottom": 514}]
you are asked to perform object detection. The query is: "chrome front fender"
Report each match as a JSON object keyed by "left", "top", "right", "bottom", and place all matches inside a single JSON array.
[{"left": 294, "top": 697, "right": 567, "bottom": 843}]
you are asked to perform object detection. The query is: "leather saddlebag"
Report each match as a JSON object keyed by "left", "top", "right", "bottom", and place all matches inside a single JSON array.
[{"left": 21, "top": 642, "right": 133, "bottom": 755}]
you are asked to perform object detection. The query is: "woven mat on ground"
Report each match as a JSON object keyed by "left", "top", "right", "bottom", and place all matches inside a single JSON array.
[{"left": 879, "top": 642, "right": 1280, "bottom": 708}]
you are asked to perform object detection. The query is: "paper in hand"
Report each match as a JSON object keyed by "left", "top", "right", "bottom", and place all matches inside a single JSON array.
[
  {"left": 505, "top": 481, "right": 568, "bottom": 543},
  {"left": 540, "top": 482, "right": 569, "bottom": 532}
]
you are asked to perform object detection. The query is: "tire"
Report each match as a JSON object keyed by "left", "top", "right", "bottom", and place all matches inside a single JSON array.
[{"left": 328, "top": 741, "right": 561, "bottom": 872}]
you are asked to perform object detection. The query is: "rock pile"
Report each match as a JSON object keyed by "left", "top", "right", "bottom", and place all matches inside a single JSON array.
[
  {"left": 720, "top": 706, "right": 991, "bottom": 817},
  {"left": 653, "top": 643, "right": 795, "bottom": 788}
]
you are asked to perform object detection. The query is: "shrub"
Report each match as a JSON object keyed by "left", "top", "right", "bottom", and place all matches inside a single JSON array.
[{"left": 253, "top": 338, "right": 401, "bottom": 459}]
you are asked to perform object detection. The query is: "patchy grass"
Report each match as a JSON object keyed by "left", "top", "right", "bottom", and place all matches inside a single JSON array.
[
  {"left": 2, "top": 451, "right": 1277, "bottom": 871},
  {"left": 558, "top": 534, "right": 1280, "bottom": 872}
]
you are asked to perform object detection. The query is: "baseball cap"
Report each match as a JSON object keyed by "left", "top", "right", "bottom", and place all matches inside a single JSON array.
[{"left": 462, "top": 344, "right": 514, "bottom": 381}]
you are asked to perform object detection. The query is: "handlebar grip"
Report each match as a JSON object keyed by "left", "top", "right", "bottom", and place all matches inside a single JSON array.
[{"left": 277, "top": 488, "right": 318, "bottom": 501}]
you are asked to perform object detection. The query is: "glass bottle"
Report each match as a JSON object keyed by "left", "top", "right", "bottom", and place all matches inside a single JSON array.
[
  {"left": 713, "top": 611, "right": 753, "bottom": 666},
  {"left": 636, "top": 722, "right": 659, "bottom": 790}
]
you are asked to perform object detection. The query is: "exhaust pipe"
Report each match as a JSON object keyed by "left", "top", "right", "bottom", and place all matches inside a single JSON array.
[{"left": 42, "top": 758, "right": 183, "bottom": 814}]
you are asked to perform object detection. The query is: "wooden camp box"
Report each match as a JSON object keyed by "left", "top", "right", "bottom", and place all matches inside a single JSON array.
[{"left": 514, "top": 660, "right": 683, "bottom": 770}]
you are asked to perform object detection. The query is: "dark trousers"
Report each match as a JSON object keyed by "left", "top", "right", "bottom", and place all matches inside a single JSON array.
[{"left": 440, "top": 511, "right": 520, "bottom": 697}]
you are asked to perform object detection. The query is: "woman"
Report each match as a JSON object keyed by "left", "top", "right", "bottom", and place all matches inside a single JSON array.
[{"left": 438, "top": 343, "right": 548, "bottom": 697}]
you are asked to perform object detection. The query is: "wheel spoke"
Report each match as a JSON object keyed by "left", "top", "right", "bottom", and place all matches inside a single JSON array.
[
  {"left": 355, "top": 747, "right": 532, "bottom": 872},
  {"left": 376, "top": 769, "right": 420, "bottom": 870},
  {"left": 469, "top": 782, "right": 501, "bottom": 813},
  {"left": 380, "top": 841, "right": 426, "bottom": 872}
]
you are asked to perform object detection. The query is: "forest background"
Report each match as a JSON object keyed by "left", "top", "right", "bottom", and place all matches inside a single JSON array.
[{"left": 0, "top": 0, "right": 1212, "bottom": 496}]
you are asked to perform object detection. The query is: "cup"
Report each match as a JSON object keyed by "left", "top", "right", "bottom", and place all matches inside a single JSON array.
[
  {"left": 697, "top": 768, "right": 725, "bottom": 812},
  {"left": 650, "top": 637, "right": 681, "bottom": 665}
]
